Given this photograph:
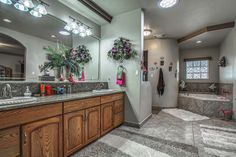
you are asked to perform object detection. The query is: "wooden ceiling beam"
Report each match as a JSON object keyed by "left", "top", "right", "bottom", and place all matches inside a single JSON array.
[
  {"left": 178, "top": 21, "right": 235, "bottom": 43},
  {"left": 77, "top": 0, "right": 113, "bottom": 23}
]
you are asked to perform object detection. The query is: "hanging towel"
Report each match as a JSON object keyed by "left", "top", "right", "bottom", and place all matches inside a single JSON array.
[
  {"left": 157, "top": 68, "right": 165, "bottom": 96},
  {"left": 116, "top": 65, "right": 126, "bottom": 86}
]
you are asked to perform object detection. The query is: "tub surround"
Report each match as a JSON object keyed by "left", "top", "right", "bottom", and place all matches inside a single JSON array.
[
  {"left": 178, "top": 94, "right": 232, "bottom": 118},
  {"left": 179, "top": 82, "right": 233, "bottom": 101}
]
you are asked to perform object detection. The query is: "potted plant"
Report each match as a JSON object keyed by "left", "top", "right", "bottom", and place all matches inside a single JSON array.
[{"left": 41, "top": 44, "right": 65, "bottom": 81}]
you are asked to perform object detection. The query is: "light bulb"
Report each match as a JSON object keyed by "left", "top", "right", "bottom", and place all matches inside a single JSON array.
[
  {"left": 72, "top": 29, "right": 80, "bottom": 34},
  {"left": 14, "top": 2, "right": 29, "bottom": 11},
  {"left": 79, "top": 32, "right": 86, "bottom": 37},
  {"left": 22, "top": 0, "right": 34, "bottom": 8},
  {"left": 64, "top": 24, "right": 72, "bottom": 31},
  {"left": 34, "top": 4, "right": 47, "bottom": 15},
  {"left": 86, "top": 29, "right": 92, "bottom": 36},
  {"left": 79, "top": 24, "right": 85, "bottom": 32},
  {"left": 30, "top": 10, "right": 42, "bottom": 17},
  {"left": 0, "top": 0, "right": 12, "bottom": 5}
]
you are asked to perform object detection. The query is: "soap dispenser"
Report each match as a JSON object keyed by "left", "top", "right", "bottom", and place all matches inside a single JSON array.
[{"left": 24, "top": 86, "right": 32, "bottom": 97}]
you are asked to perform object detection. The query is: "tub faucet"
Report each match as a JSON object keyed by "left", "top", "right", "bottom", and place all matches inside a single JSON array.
[{"left": 2, "top": 84, "right": 13, "bottom": 99}]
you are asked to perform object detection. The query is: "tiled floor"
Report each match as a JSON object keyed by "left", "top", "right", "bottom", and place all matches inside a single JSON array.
[{"left": 72, "top": 110, "right": 236, "bottom": 157}]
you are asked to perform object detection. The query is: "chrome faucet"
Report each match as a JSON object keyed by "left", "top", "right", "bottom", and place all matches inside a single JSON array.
[{"left": 2, "top": 84, "right": 13, "bottom": 99}]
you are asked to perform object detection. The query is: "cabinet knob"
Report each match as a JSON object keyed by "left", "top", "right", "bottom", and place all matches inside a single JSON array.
[{"left": 24, "top": 132, "right": 27, "bottom": 144}]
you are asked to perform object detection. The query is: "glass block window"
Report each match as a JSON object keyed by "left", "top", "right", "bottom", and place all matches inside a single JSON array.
[{"left": 186, "top": 60, "right": 209, "bottom": 80}]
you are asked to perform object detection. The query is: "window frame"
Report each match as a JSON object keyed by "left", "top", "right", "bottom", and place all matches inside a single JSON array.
[{"left": 185, "top": 60, "right": 209, "bottom": 80}]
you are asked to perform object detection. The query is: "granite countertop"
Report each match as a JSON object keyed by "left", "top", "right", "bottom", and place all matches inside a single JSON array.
[{"left": 0, "top": 90, "right": 124, "bottom": 112}]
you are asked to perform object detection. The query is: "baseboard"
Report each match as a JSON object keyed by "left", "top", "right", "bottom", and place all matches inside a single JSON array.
[{"left": 124, "top": 114, "right": 152, "bottom": 128}]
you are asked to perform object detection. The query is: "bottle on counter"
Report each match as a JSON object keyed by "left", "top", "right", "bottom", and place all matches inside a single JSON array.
[
  {"left": 24, "top": 86, "right": 32, "bottom": 97},
  {"left": 46, "top": 85, "right": 52, "bottom": 96},
  {"left": 40, "top": 84, "right": 46, "bottom": 96}
]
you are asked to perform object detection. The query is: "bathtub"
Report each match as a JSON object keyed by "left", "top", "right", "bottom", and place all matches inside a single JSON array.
[
  {"left": 178, "top": 93, "right": 232, "bottom": 118},
  {"left": 179, "top": 93, "right": 231, "bottom": 102}
]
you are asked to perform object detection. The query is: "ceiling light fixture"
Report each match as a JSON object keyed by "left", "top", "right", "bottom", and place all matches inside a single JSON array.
[
  {"left": 0, "top": 0, "right": 12, "bottom": 5},
  {"left": 159, "top": 0, "right": 179, "bottom": 8},
  {"left": 3, "top": 18, "right": 12, "bottom": 23},
  {"left": 51, "top": 35, "right": 56, "bottom": 38},
  {"left": 59, "top": 31, "right": 71, "bottom": 36},
  {"left": 144, "top": 29, "right": 152, "bottom": 36},
  {"left": 196, "top": 40, "right": 202, "bottom": 44}
]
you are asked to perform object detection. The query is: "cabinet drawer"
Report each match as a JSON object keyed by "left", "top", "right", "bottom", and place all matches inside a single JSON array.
[
  {"left": 114, "top": 99, "right": 124, "bottom": 114},
  {"left": 0, "top": 127, "right": 20, "bottom": 157},
  {"left": 114, "top": 112, "right": 124, "bottom": 128},
  {"left": 101, "top": 93, "right": 124, "bottom": 104},
  {"left": 0, "top": 103, "right": 62, "bottom": 130},
  {"left": 64, "top": 97, "right": 100, "bottom": 113}
]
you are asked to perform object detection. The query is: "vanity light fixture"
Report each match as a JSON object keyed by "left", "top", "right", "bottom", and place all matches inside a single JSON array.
[
  {"left": 3, "top": 18, "right": 12, "bottom": 23},
  {"left": 158, "top": 0, "right": 179, "bottom": 8},
  {"left": 0, "top": 0, "right": 12, "bottom": 5},
  {"left": 196, "top": 40, "right": 202, "bottom": 44},
  {"left": 64, "top": 16, "right": 93, "bottom": 37},
  {"left": 144, "top": 29, "right": 152, "bottom": 36}
]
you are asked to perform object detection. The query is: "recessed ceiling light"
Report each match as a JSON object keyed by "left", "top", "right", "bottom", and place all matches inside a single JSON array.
[
  {"left": 159, "top": 0, "right": 179, "bottom": 8},
  {"left": 3, "top": 19, "right": 12, "bottom": 23},
  {"left": 59, "top": 31, "right": 70, "bottom": 36},
  {"left": 51, "top": 35, "right": 56, "bottom": 38},
  {"left": 196, "top": 40, "right": 202, "bottom": 44},
  {"left": 144, "top": 29, "right": 152, "bottom": 36}
]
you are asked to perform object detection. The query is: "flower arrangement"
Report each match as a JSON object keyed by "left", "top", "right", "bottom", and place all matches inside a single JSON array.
[
  {"left": 76, "top": 45, "right": 92, "bottom": 65},
  {"left": 108, "top": 37, "right": 137, "bottom": 63},
  {"left": 40, "top": 44, "right": 92, "bottom": 78}
]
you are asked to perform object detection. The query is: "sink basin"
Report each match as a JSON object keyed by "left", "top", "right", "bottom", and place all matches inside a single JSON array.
[
  {"left": 0, "top": 97, "right": 37, "bottom": 106},
  {"left": 92, "top": 89, "right": 115, "bottom": 93}
]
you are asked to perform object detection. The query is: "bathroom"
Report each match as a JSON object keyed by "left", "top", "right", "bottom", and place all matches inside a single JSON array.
[{"left": 0, "top": 0, "right": 236, "bottom": 157}]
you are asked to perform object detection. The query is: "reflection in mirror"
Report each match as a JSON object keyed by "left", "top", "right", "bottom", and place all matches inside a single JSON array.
[
  {"left": 0, "top": 1, "right": 100, "bottom": 82},
  {"left": 73, "top": 36, "right": 100, "bottom": 80},
  {"left": 0, "top": 33, "right": 25, "bottom": 81}
]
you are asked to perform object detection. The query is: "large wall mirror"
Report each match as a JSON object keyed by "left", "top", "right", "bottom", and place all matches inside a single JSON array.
[{"left": 0, "top": 1, "right": 100, "bottom": 81}]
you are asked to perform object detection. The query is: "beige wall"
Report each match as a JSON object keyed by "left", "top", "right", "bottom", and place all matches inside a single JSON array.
[
  {"left": 219, "top": 25, "right": 236, "bottom": 119},
  {"left": 180, "top": 47, "right": 220, "bottom": 83},
  {"left": 144, "top": 39, "right": 179, "bottom": 108},
  {"left": 100, "top": 9, "right": 145, "bottom": 124}
]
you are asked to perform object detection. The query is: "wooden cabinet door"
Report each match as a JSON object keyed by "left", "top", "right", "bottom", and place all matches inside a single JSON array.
[
  {"left": 64, "top": 110, "right": 85, "bottom": 157},
  {"left": 101, "top": 102, "right": 114, "bottom": 135},
  {"left": 85, "top": 106, "right": 100, "bottom": 144},
  {"left": 0, "top": 127, "right": 20, "bottom": 157},
  {"left": 22, "top": 116, "right": 63, "bottom": 157}
]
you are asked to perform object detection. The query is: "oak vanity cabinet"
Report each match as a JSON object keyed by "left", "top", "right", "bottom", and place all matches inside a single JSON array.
[
  {"left": 101, "top": 93, "right": 124, "bottom": 135},
  {"left": 0, "top": 127, "right": 20, "bottom": 157},
  {"left": 22, "top": 116, "right": 63, "bottom": 157},
  {"left": 63, "top": 97, "right": 101, "bottom": 157}
]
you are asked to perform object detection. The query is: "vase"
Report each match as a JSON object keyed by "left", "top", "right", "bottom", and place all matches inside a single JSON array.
[
  {"left": 53, "top": 67, "right": 61, "bottom": 81},
  {"left": 63, "top": 66, "right": 71, "bottom": 82},
  {"left": 78, "top": 66, "right": 85, "bottom": 81}
]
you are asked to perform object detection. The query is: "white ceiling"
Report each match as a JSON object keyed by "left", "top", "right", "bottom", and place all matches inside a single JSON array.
[
  {"left": 178, "top": 29, "right": 232, "bottom": 50},
  {"left": 60, "top": 0, "right": 236, "bottom": 49}
]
